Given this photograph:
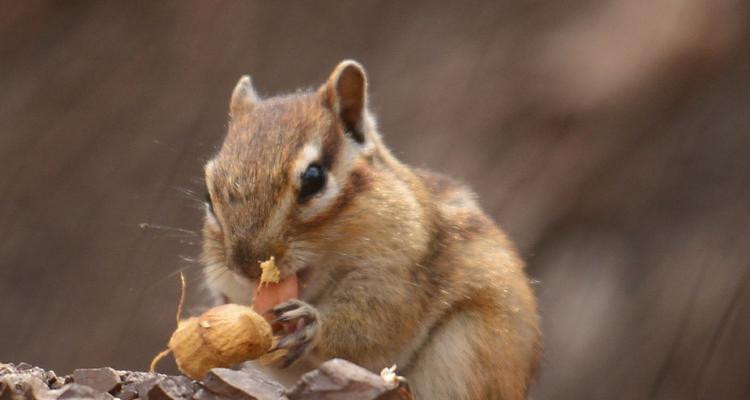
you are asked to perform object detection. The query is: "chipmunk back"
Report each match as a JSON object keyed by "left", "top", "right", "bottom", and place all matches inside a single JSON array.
[{"left": 202, "top": 60, "right": 541, "bottom": 399}]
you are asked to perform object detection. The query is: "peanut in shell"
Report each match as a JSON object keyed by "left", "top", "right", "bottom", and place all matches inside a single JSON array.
[{"left": 168, "top": 304, "right": 272, "bottom": 379}]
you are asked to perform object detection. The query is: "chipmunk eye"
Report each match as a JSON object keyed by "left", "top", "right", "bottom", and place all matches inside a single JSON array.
[{"left": 299, "top": 164, "right": 326, "bottom": 201}]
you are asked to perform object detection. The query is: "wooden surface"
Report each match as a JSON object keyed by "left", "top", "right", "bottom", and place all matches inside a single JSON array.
[{"left": 1, "top": 2, "right": 749, "bottom": 399}]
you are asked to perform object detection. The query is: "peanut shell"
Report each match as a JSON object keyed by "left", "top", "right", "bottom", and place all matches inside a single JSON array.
[{"left": 168, "top": 304, "right": 272, "bottom": 379}]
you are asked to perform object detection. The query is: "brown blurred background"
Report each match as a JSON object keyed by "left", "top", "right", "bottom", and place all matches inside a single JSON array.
[{"left": 2, "top": 1, "right": 750, "bottom": 398}]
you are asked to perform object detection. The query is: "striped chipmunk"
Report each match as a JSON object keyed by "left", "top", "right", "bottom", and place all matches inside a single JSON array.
[{"left": 201, "top": 60, "right": 541, "bottom": 399}]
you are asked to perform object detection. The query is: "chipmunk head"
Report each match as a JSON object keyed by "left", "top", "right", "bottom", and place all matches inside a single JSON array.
[{"left": 202, "top": 60, "right": 378, "bottom": 300}]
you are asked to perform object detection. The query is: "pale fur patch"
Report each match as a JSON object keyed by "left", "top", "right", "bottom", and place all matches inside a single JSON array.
[
  {"left": 203, "top": 159, "right": 224, "bottom": 227},
  {"left": 293, "top": 140, "right": 322, "bottom": 179},
  {"left": 204, "top": 204, "right": 220, "bottom": 229},
  {"left": 203, "top": 264, "right": 255, "bottom": 306},
  {"left": 407, "top": 313, "right": 476, "bottom": 399},
  {"left": 338, "top": 138, "right": 366, "bottom": 174},
  {"left": 204, "top": 159, "right": 217, "bottom": 186}
]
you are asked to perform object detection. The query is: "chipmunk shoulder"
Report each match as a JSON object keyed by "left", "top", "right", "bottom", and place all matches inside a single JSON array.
[{"left": 201, "top": 60, "right": 541, "bottom": 400}]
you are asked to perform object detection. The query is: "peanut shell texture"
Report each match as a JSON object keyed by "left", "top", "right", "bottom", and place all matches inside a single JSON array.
[{"left": 168, "top": 304, "right": 272, "bottom": 379}]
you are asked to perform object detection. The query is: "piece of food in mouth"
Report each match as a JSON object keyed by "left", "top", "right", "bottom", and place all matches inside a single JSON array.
[
  {"left": 168, "top": 304, "right": 273, "bottom": 379},
  {"left": 253, "top": 273, "right": 300, "bottom": 315},
  {"left": 254, "top": 256, "right": 299, "bottom": 364},
  {"left": 254, "top": 275, "right": 299, "bottom": 366},
  {"left": 255, "top": 255, "right": 300, "bottom": 315}
]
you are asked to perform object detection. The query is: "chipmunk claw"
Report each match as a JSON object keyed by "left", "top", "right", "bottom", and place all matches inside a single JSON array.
[{"left": 267, "top": 299, "right": 320, "bottom": 367}]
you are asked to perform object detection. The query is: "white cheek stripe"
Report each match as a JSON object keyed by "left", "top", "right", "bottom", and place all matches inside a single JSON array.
[{"left": 299, "top": 174, "right": 340, "bottom": 221}]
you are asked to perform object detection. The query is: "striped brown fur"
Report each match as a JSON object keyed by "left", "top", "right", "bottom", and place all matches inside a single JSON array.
[{"left": 202, "top": 61, "right": 541, "bottom": 399}]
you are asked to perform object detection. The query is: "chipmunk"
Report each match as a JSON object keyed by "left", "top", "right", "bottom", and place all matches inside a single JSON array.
[{"left": 201, "top": 60, "right": 541, "bottom": 399}]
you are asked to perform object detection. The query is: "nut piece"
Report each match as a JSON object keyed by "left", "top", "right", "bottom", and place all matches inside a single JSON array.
[
  {"left": 259, "top": 256, "right": 281, "bottom": 286},
  {"left": 168, "top": 304, "right": 273, "bottom": 380}
]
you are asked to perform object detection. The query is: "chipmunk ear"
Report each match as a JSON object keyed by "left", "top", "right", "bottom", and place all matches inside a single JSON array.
[
  {"left": 230, "top": 75, "right": 259, "bottom": 117},
  {"left": 320, "top": 60, "right": 367, "bottom": 144}
]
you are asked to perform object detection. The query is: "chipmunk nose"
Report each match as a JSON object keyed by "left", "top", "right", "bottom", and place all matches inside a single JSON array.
[
  {"left": 230, "top": 242, "right": 262, "bottom": 279},
  {"left": 230, "top": 240, "right": 287, "bottom": 279}
]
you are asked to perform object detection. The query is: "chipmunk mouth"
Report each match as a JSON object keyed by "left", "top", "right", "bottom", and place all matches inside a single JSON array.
[
  {"left": 246, "top": 262, "right": 317, "bottom": 315},
  {"left": 214, "top": 258, "right": 316, "bottom": 308}
]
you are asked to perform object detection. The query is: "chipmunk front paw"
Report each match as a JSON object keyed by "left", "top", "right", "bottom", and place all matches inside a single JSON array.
[{"left": 267, "top": 299, "right": 320, "bottom": 368}]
